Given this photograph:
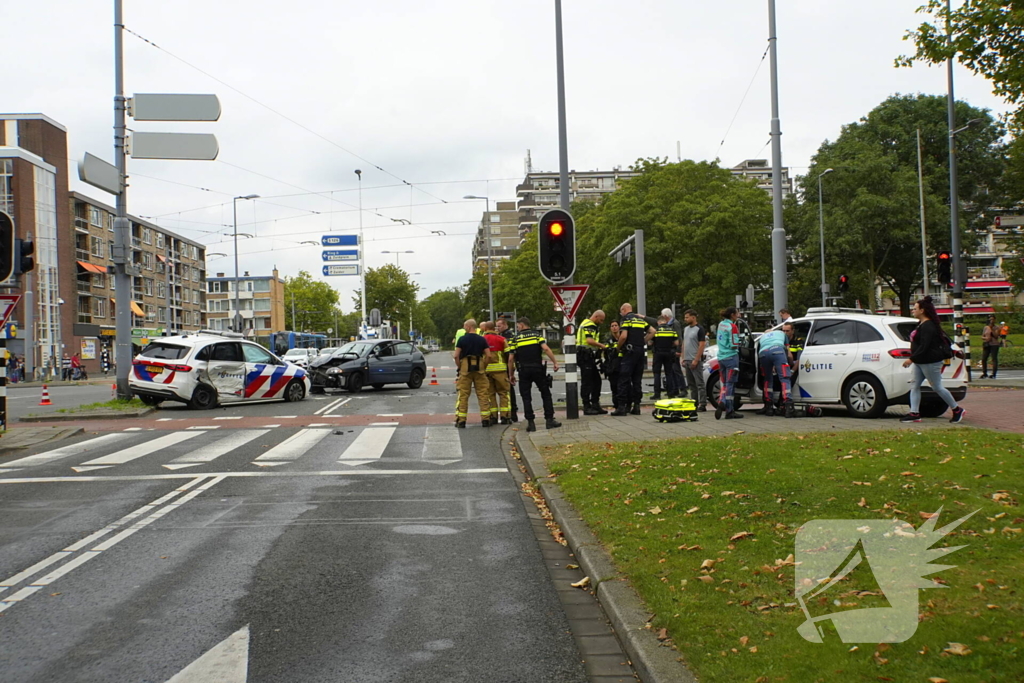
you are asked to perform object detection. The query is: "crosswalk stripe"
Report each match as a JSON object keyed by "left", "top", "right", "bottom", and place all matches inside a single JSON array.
[
  {"left": 337, "top": 427, "right": 395, "bottom": 466},
  {"left": 422, "top": 426, "right": 463, "bottom": 464},
  {"left": 2, "top": 433, "right": 132, "bottom": 469},
  {"left": 80, "top": 431, "right": 203, "bottom": 466},
  {"left": 168, "top": 430, "right": 269, "bottom": 467},
  {"left": 253, "top": 429, "right": 330, "bottom": 463}
]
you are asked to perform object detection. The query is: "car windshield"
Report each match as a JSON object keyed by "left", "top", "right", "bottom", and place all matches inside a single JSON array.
[
  {"left": 284, "top": 349, "right": 309, "bottom": 357},
  {"left": 140, "top": 343, "right": 190, "bottom": 360},
  {"left": 319, "top": 347, "right": 338, "bottom": 355},
  {"left": 334, "top": 342, "right": 374, "bottom": 357},
  {"left": 887, "top": 322, "right": 918, "bottom": 342}
]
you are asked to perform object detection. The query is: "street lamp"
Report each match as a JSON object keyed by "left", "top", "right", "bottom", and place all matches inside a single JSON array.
[
  {"left": 381, "top": 250, "right": 413, "bottom": 267},
  {"left": 205, "top": 252, "right": 227, "bottom": 260},
  {"left": 464, "top": 195, "right": 494, "bottom": 321},
  {"left": 355, "top": 169, "right": 366, "bottom": 337},
  {"left": 817, "top": 168, "right": 834, "bottom": 306},
  {"left": 233, "top": 194, "right": 259, "bottom": 333}
]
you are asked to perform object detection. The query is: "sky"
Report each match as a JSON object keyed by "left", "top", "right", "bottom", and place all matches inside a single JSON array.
[{"left": 4, "top": 1, "right": 1012, "bottom": 314}]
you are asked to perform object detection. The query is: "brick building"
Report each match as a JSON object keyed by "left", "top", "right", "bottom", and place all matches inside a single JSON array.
[{"left": 204, "top": 270, "right": 286, "bottom": 337}]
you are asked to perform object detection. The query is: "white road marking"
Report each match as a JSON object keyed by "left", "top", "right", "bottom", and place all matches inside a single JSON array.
[
  {"left": 422, "top": 426, "right": 463, "bottom": 465},
  {"left": 338, "top": 427, "right": 395, "bottom": 466},
  {"left": 272, "top": 415, "right": 298, "bottom": 419},
  {"left": 261, "top": 424, "right": 281, "bottom": 428},
  {"left": 253, "top": 428, "right": 329, "bottom": 463},
  {"left": 0, "top": 469, "right": 18, "bottom": 474},
  {"left": 1, "top": 433, "right": 131, "bottom": 469},
  {"left": 124, "top": 427, "right": 144, "bottom": 432},
  {"left": 187, "top": 426, "right": 220, "bottom": 430},
  {"left": 1, "top": 552, "right": 73, "bottom": 587},
  {"left": 0, "top": 469, "right": 508, "bottom": 484},
  {"left": 315, "top": 397, "right": 344, "bottom": 415},
  {"left": 165, "top": 624, "right": 249, "bottom": 683},
  {"left": 324, "top": 397, "right": 352, "bottom": 415},
  {"left": 377, "top": 413, "right": 403, "bottom": 417},
  {"left": 308, "top": 423, "right": 331, "bottom": 427},
  {"left": 80, "top": 431, "right": 203, "bottom": 467},
  {"left": 213, "top": 416, "right": 243, "bottom": 420},
  {"left": 72, "top": 466, "right": 113, "bottom": 473},
  {"left": 30, "top": 551, "right": 100, "bottom": 586},
  {"left": 369, "top": 422, "right": 400, "bottom": 426},
  {"left": 164, "top": 463, "right": 202, "bottom": 470},
  {"left": 156, "top": 418, "right": 174, "bottom": 421},
  {"left": 166, "top": 430, "right": 268, "bottom": 470}
]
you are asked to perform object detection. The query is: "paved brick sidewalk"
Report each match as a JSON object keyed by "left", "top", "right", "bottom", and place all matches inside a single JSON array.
[{"left": 956, "top": 387, "right": 1024, "bottom": 434}]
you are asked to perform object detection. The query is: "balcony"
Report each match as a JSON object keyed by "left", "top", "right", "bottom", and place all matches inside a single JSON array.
[
  {"left": 967, "top": 266, "right": 1004, "bottom": 280},
  {"left": 131, "top": 237, "right": 142, "bottom": 250},
  {"left": 74, "top": 217, "right": 90, "bottom": 233},
  {"left": 76, "top": 248, "right": 90, "bottom": 261},
  {"left": 76, "top": 279, "right": 92, "bottom": 295}
]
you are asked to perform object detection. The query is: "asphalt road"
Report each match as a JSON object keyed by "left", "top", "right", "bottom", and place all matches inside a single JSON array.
[{"left": 0, "top": 357, "right": 591, "bottom": 683}]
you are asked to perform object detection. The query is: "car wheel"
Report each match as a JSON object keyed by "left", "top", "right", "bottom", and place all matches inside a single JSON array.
[
  {"left": 188, "top": 384, "right": 218, "bottom": 410},
  {"left": 372, "top": 383, "right": 386, "bottom": 390},
  {"left": 842, "top": 374, "right": 887, "bottom": 419},
  {"left": 919, "top": 400, "right": 949, "bottom": 418},
  {"left": 407, "top": 368, "right": 424, "bottom": 389},
  {"left": 347, "top": 372, "right": 364, "bottom": 393},
  {"left": 310, "top": 385, "right": 326, "bottom": 395},
  {"left": 138, "top": 394, "right": 163, "bottom": 407},
  {"left": 283, "top": 379, "right": 306, "bottom": 403}
]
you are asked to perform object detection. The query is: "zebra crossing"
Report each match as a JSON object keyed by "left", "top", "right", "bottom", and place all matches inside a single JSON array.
[{"left": 0, "top": 424, "right": 471, "bottom": 476}]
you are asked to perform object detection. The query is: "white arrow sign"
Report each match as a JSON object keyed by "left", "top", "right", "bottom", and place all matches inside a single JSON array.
[
  {"left": 131, "top": 133, "right": 219, "bottom": 161},
  {"left": 132, "top": 93, "right": 221, "bottom": 122},
  {"left": 165, "top": 624, "right": 249, "bottom": 683}
]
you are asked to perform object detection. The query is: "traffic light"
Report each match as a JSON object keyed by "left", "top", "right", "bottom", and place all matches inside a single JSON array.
[
  {"left": 537, "top": 208, "right": 575, "bottom": 283},
  {"left": 937, "top": 250, "right": 952, "bottom": 286},
  {"left": 14, "top": 239, "right": 34, "bottom": 275},
  {"left": 0, "top": 211, "right": 13, "bottom": 282},
  {"left": 837, "top": 273, "right": 850, "bottom": 294}
]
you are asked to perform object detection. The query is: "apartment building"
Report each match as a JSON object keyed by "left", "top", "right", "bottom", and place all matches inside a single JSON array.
[
  {"left": 205, "top": 270, "right": 286, "bottom": 335},
  {"left": 730, "top": 159, "right": 793, "bottom": 199},
  {"left": 471, "top": 201, "right": 520, "bottom": 273},
  {"left": 515, "top": 169, "right": 640, "bottom": 236}
]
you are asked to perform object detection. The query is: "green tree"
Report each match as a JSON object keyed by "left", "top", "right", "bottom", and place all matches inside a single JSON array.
[
  {"left": 492, "top": 230, "right": 562, "bottom": 328},
  {"left": 283, "top": 270, "right": 340, "bottom": 331},
  {"left": 353, "top": 264, "right": 419, "bottom": 327},
  {"left": 421, "top": 288, "right": 465, "bottom": 346},
  {"left": 899, "top": 1, "right": 1024, "bottom": 131},
  {"left": 462, "top": 268, "right": 492, "bottom": 322}
]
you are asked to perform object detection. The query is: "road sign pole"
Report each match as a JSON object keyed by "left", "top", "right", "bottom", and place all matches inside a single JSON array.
[{"left": 113, "top": 0, "right": 133, "bottom": 401}]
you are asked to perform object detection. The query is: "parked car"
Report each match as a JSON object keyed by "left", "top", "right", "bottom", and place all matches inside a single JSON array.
[
  {"left": 703, "top": 309, "right": 968, "bottom": 418},
  {"left": 318, "top": 347, "right": 340, "bottom": 356},
  {"left": 129, "top": 331, "right": 309, "bottom": 409},
  {"left": 308, "top": 340, "right": 427, "bottom": 393},
  {"left": 281, "top": 347, "right": 318, "bottom": 367}
]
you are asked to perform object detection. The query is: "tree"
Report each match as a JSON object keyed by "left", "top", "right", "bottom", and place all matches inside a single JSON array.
[
  {"left": 462, "top": 268, "right": 492, "bottom": 322},
  {"left": 899, "top": 1, "right": 1024, "bottom": 131},
  {"left": 421, "top": 288, "right": 465, "bottom": 346},
  {"left": 492, "top": 230, "right": 563, "bottom": 328},
  {"left": 283, "top": 271, "right": 340, "bottom": 331},
  {"left": 353, "top": 264, "right": 419, "bottom": 326}
]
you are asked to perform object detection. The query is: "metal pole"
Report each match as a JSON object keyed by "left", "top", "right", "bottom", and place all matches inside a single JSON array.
[
  {"left": 24, "top": 272, "right": 34, "bottom": 379},
  {"left": 233, "top": 197, "right": 240, "bottom": 333},
  {"left": 817, "top": 170, "right": 831, "bottom": 306},
  {"left": 555, "top": 0, "right": 570, "bottom": 213},
  {"left": 112, "top": 0, "right": 133, "bottom": 400},
  {"left": 946, "top": 0, "right": 969, "bottom": 381},
  {"left": 767, "top": 0, "right": 788, "bottom": 315},
  {"left": 635, "top": 229, "right": 646, "bottom": 314},
  {"left": 485, "top": 197, "right": 494, "bottom": 321},
  {"left": 357, "top": 170, "right": 366, "bottom": 337},
  {"left": 291, "top": 289, "right": 296, "bottom": 332},
  {"left": 917, "top": 128, "right": 929, "bottom": 298}
]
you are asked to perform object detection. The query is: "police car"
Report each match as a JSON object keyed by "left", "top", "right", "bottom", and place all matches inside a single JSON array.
[
  {"left": 704, "top": 309, "right": 968, "bottom": 418},
  {"left": 128, "top": 330, "right": 310, "bottom": 409}
]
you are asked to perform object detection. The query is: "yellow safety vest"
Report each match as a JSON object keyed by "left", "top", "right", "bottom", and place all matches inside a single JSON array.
[{"left": 576, "top": 318, "right": 599, "bottom": 350}]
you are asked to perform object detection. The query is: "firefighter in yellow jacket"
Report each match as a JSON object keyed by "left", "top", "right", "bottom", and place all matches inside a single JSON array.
[
  {"left": 481, "top": 321, "right": 511, "bottom": 424},
  {"left": 453, "top": 319, "right": 493, "bottom": 428}
]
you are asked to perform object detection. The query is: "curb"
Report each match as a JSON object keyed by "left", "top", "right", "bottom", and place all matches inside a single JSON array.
[
  {"left": 0, "top": 426, "right": 85, "bottom": 455},
  {"left": 513, "top": 432, "right": 697, "bottom": 683},
  {"left": 19, "top": 408, "right": 155, "bottom": 423}
]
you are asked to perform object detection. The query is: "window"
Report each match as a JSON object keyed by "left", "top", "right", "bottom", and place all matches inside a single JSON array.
[
  {"left": 193, "top": 289, "right": 200, "bottom": 304},
  {"left": 90, "top": 207, "right": 102, "bottom": 226},
  {"left": 142, "top": 252, "right": 153, "bottom": 270},
  {"left": 395, "top": 342, "right": 414, "bottom": 355},
  {"left": 489, "top": 213, "right": 501, "bottom": 224},
  {"left": 158, "top": 307, "right": 167, "bottom": 323},
  {"left": 211, "top": 342, "right": 243, "bottom": 362},
  {"left": 854, "top": 322, "right": 884, "bottom": 343},
  {"left": 192, "top": 245, "right": 199, "bottom": 259},
  {"left": 144, "top": 304, "right": 156, "bottom": 321},
  {"left": 246, "top": 280, "right": 254, "bottom": 292},
  {"left": 93, "top": 298, "right": 107, "bottom": 318},
  {"left": 142, "top": 228, "right": 152, "bottom": 245},
  {"left": 490, "top": 226, "right": 502, "bottom": 235},
  {"left": 242, "top": 344, "right": 275, "bottom": 364},
  {"left": 375, "top": 343, "right": 396, "bottom": 357},
  {"left": 192, "top": 268, "right": 199, "bottom": 282},
  {"left": 143, "top": 278, "right": 154, "bottom": 296},
  {"left": 107, "top": 214, "right": 114, "bottom": 232},
  {"left": 253, "top": 279, "right": 270, "bottom": 292},
  {"left": 140, "top": 342, "right": 190, "bottom": 360},
  {"left": 90, "top": 236, "right": 105, "bottom": 258},
  {"left": 254, "top": 298, "right": 271, "bottom": 312},
  {"left": 490, "top": 238, "right": 501, "bottom": 247},
  {"left": 808, "top": 320, "right": 858, "bottom": 347},
  {"left": 157, "top": 282, "right": 166, "bottom": 299},
  {"left": 156, "top": 233, "right": 165, "bottom": 249}
]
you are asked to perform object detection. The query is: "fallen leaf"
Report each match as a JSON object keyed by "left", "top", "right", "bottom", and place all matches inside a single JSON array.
[
  {"left": 857, "top": 497, "right": 867, "bottom": 508},
  {"left": 571, "top": 576, "right": 591, "bottom": 589},
  {"left": 943, "top": 642, "right": 971, "bottom": 656},
  {"left": 701, "top": 493, "right": 712, "bottom": 500},
  {"left": 686, "top": 506, "right": 700, "bottom": 514},
  {"left": 927, "top": 678, "right": 948, "bottom": 683},
  {"left": 939, "top": 456, "right": 952, "bottom": 464},
  {"left": 565, "top": 564, "right": 579, "bottom": 569},
  {"left": 986, "top": 604, "right": 1001, "bottom": 610},
  {"left": 748, "top": 646, "right": 757, "bottom": 653},
  {"left": 739, "top": 636, "right": 749, "bottom": 646},
  {"left": 657, "top": 628, "right": 669, "bottom": 641},
  {"left": 920, "top": 511, "right": 939, "bottom": 520},
  {"left": 849, "top": 646, "right": 859, "bottom": 652},
  {"left": 697, "top": 575, "right": 714, "bottom": 583},
  {"left": 648, "top": 506, "right": 662, "bottom": 515},
  {"left": 730, "top": 531, "right": 754, "bottom": 542},
  {"left": 49, "top": 592, "right": 61, "bottom": 597},
  {"left": 700, "top": 559, "right": 716, "bottom": 570},
  {"left": 722, "top": 491, "right": 736, "bottom": 496}
]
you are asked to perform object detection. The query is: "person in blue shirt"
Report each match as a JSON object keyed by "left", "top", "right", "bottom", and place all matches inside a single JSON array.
[
  {"left": 715, "top": 307, "right": 742, "bottom": 420},
  {"left": 756, "top": 324, "right": 795, "bottom": 417}
]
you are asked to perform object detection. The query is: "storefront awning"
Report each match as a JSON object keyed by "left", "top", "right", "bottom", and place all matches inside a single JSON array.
[
  {"left": 77, "top": 260, "right": 107, "bottom": 274},
  {"left": 965, "top": 280, "right": 1012, "bottom": 290},
  {"left": 157, "top": 254, "right": 167, "bottom": 263},
  {"left": 109, "top": 298, "right": 147, "bottom": 317}
]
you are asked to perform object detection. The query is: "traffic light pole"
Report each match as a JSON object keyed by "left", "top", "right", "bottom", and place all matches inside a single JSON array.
[
  {"left": 554, "top": 0, "right": 577, "bottom": 420},
  {"left": 945, "top": 1, "right": 970, "bottom": 382}
]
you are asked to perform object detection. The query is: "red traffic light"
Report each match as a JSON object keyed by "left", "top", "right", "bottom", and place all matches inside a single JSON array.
[
  {"left": 938, "top": 251, "right": 951, "bottom": 260},
  {"left": 549, "top": 222, "right": 564, "bottom": 237}
]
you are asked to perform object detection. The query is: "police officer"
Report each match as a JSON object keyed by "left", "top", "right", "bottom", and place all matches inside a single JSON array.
[
  {"left": 612, "top": 303, "right": 654, "bottom": 416},
  {"left": 602, "top": 321, "right": 622, "bottom": 400},
  {"left": 496, "top": 317, "right": 519, "bottom": 422},
  {"left": 651, "top": 314, "right": 681, "bottom": 400},
  {"left": 508, "top": 317, "right": 561, "bottom": 432},
  {"left": 576, "top": 310, "right": 608, "bottom": 415},
  {"left": 453, "top": 319, "right": 492, "bottom": 428}
]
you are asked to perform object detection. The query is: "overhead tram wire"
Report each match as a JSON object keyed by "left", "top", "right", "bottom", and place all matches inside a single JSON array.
[
  {"left": 123, "top": 25, "right": 452, "bottom": 205},
  {"left": 714, "top": 43, "right": 771, "bottom": 163}
]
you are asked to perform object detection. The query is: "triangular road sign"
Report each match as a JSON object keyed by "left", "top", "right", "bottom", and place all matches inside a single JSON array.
[
  {"left": 0, "top": 294, "right": 22, "bottom": 328},
  {"left": 548, "top": 285, "right": 590, "bottom": 321}
]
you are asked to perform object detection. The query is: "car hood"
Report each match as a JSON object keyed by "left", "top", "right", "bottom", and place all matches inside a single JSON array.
[{"left": 309, "top": 352, "right": 364, "bottom": 370}]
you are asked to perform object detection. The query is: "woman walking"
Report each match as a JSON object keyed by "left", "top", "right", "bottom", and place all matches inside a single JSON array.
[
  {"left": 715, "top": 307, "right": 743, "bottom": 420},
  {"left": 900, "top": 296, "right": 965, "bottom": 424},
  {"left": 980, "top": 315, "right": 1001, "bottom": 379}
]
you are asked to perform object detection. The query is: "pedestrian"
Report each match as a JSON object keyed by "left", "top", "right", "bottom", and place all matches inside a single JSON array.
[
  {"left": 981, "top": 314, "right": 1001, "bottom": 379},
  {"left": 453, "top": 319, "right": 492, "bottom": 428},
  {"left": 778, "top": 308, "right": 793, "bottom": 324},
  {"left": 900, "top": 296, "right": 965, "bottom": 424},
  {"left": 756, "top": 324, "right": 794, "bottom": 417},
  {"left": 61, "top": 353, "right": 72, "bottom": 381},
  {"left": 507, "top": 317, "right": 561, "bottom": 432},
  {"left": 481, "top": 321, "right": 512, "bottom": 424},
  {"left": 611, "top": 303, "right": 654, "bottom": 416},
  {"left": 7, "top": 353, "right": 17, "bottom": 383},
  {"left": 681, "top": 309, "right": 708, "bottom": 411},
  {"left": 1000, "top": 321, "right": 1009, "bottom": 345},
  {"left": 715, "top": 307, "right": 743, "bottom": 420},
  {"left": 495, "top": 317, "right": 519, "bottom": 422},
  {"left": 602, "top": 321, "right": 622, "bottom": 401},
  {"left": 101, "top": 348, "right": 111, "bottom": 377},
  {"left": 576, "top": 309, "right": 608, "bottom": 415},
  {"left": 71, "top": 353, "right": 83, "bottom": 380},
  {"left": 661, "top": 307, "right": 686, "bottom": 394},
  {"left": 651, "top": 314, "right": 681, "bottom": 400}
]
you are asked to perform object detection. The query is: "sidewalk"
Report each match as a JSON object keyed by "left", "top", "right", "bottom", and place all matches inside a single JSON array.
[
  {"left": 6, "top": 376, "right": 114, "bottom": 389},
  {"left": 0, "top": 426, "right": 84, "bottom": 457}
]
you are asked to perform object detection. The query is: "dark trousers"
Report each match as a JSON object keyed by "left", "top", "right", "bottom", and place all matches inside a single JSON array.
[
  {"left": 608, "top": 371, "right": 619, "bottom": 399},
  {"left": 578, "top": 352, "right": 602, "bottom": 406},
  {"left": 652, "top": 351, "right": 681, "bottom": 396},
  {"left": 982, "top": 345, "right": 1000, "bottom": 376},
  {"left": 616, "top": 350, "right": 645, "bottom": 408},
  {"left": 518, "top": 365, "right": 555, "bottom": 421}
]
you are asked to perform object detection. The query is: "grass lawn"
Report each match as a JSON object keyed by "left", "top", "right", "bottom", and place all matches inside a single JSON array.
[
  {"left": 54, "top": 398, "right": 147, "bottom": 413},
  {"left": 546, "top": 428, "right": 1023, "bottom": 682}
]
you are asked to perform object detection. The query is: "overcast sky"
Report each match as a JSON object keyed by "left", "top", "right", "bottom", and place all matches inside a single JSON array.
[{"left": 5, "top": 1, "right": 1011, "bottom": 313}]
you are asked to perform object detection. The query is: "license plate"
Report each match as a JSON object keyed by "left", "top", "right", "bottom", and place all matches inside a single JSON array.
[
  {"left": 146, "top": 365, "right": 164, "bottom": 374},
  {"left": 942, "top": 358, "right": 951, "bottom": 366}
]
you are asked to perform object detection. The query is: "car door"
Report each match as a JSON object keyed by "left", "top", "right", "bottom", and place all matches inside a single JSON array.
[
  {"left": 392, "top": 342, "right": 415, "bottom": 383},
  {"left": 798, "top": 319, "right": 860, "bottom": 400},
  {"left": 205, "top": 342, "right": 247, "bottom": 401},
  {"left": 368, "top": 342, "right": 396, "bottom": 383},
  {"left": 241, "top": 342, "right": 288, "bottom": 400}
]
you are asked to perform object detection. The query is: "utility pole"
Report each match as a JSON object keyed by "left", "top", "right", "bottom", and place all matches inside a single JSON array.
[
  {"left": 917, "top": 128, "right": 929, "bottom": 297},
  {"left": 112, "top": 0, "right": 133, "bottom": 400},
  {"left": 945, "top": 0, "right": 969, "bottom": 380},
  {"left": 356, "top": 169, "right": 366, "bottom": 338},
  {"left": 767, "top": 0, "right": 788, "bottom": 317}
]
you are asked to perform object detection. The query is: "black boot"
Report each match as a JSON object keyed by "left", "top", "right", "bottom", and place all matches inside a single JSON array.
[
  {"left": 526, "top": 419, "right": 537, "bottom": 432},
  {"left": 482, "top": 418, "right": 491, "bottom": 427},
  {"left": 455, "top": 421, "right": 466, "bottom": 429},
  {"left": 630, "top": 403, "right": 642, "bottom": 415},
  {"left": 583, "top": 404, "right": 602, "bottom": 416},
  {"left": 510, "top": 412, "right": 519, "bottom": 423},
  {"left": 756, "top": 403, "right": 774, "bottom": 416},
  {"left": 610, "top": 404, "right": 628, "bottom": 416},
  {"left": 594, "top": 404, "right": 609, "bottom": 415},
  {"left": 545, "top": 418, "right": 562, "bottom": 429}
]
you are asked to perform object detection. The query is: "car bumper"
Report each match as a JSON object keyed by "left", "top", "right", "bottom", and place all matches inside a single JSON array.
[
  {"left": 129, "top": 381, "right": 189, "bottom": 403},
  {"left": 889, "top": 384, "right": 968, "bottom": 405}
]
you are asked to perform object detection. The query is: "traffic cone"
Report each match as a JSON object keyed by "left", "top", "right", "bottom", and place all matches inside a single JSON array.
[
  {"left": 39, "top": 385, "right": 52, "bottom": 406},
  {"left": 111, "top": 383, "right": 117, "bottom": 398},
  {"left": 429, "top": 368, "right": 439, "bottom": 386}
]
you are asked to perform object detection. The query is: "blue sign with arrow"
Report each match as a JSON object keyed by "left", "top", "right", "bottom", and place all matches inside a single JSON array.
[
  {"left": 321, "top": 234, "right": 358, "bottom": 247},
  {"left": 322, "top": 249, "right": 359, "bottom": 262}
]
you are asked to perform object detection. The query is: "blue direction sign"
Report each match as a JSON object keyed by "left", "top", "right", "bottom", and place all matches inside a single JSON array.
[
  {"left": 323, "top": 264, "right": 360, "bottom": 277},
  {"left": 322, "top": 249, "right": 359, "bottom": 262},
  {"left": 321, "top": 234, "right": 359, "bottom": 247}
]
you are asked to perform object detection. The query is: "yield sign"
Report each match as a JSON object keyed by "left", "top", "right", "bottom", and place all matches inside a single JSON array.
[
  {"left": 0, "top": 294, "right": 21, "bottom": 328},
  {"left": 549, "top": 285, "right": 590, "bottom": 320}
]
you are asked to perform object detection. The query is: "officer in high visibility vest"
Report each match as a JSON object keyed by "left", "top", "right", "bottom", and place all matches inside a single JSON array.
[
  {"left": 508, "top": 317, "right": 561, "bottom": 432},
  {"left": 496, "top": 317, "right": 519, "bottom": 422},
  {"left": 453, "top": 319, "right": 492, "bottom": 428},
  {"left": 576, "top": 310, "right": 608, "bottom": 415},
  {"left": 651, "top": 314, "right": 681, "bottom": 400},
  {"left": 481, "top": 321, "right": 512, "bottom": 424},
  {"left": 602, "top": 321, "right": 622, "bottom": 399},
  {"left": 612, "top": 303, "right": 654, "bottom": 416}
]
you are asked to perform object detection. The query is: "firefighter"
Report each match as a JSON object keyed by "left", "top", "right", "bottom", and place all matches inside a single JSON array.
[
  {"left": 508, "top": 317, "right": 561, "bottom": 432},
  {"left": 576, "top": 309, "right": 608, "bottom": 415},
  {"left": 481, "top": 321, "right": 511, "bottom": 424},
  {"left": 612, "top": 303, "right": 654, "bottom": 416},
  {"left": 496, "top": 317, "right": 519, "bottom": 422},
  {"left": 651, "top": 314, "right": 681, "bottom": 400},
  {"left": 602, "top": 321, "right": 622, "bottom": 400},
  {"left": 453, "top": 319, "right": 492, "bottom": 428}
]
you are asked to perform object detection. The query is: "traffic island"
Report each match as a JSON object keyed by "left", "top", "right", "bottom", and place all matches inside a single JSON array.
[
  {"left": 528, "top": 426, "right": 1024, "bottom": 682},
  {"left": 0, "top": 426, "right": 85, "bottom": 456},
  {"left": 19, "top": 398, "right": 155, "bottom": 422}
]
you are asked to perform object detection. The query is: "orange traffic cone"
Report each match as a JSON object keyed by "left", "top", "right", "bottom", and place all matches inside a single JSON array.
[
  {"left": 39, "top": 384, "right": 52, "bottom": 406},
  {"left": 111, "top": 383, "right": 117, "bottom": 398},
  {"left": 429, "top": 368, "right": 439, "bottom": 386}
]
